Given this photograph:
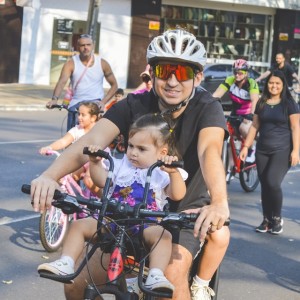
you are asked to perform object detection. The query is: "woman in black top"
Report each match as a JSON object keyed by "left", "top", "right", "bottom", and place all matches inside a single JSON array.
[{"left": 240, "top": 70, "right": 300, "bottom": 234}]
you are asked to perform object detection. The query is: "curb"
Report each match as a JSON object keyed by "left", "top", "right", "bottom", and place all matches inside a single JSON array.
[{"left": 0, "top": 105, "right": 47, "bottom": 111}]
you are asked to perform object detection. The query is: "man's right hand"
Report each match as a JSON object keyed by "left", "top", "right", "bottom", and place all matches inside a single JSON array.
[
  {"left": 30, "top": 174, "right": 61, "bottom": 213},
  {"left": 46, "top": 99, "right": 58, "bottom": 108}
]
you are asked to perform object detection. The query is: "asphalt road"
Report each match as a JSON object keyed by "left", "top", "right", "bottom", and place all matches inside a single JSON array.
[{"left": 0, "top": 110, "right": 299, "bottom": 300}]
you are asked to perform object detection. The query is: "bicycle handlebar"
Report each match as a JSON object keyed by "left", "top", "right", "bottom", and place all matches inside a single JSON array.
[
  {"left": 225, "top": 114, "right": 253, "bottom": 122},
  {"left": 21, "top": 184, "right": 230, "bottom": 228},
  {"left": 48, "top": 104, "right": 69, "bottom": 111}
]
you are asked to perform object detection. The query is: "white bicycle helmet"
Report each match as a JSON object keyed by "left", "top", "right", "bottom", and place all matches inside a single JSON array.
[{"left": 147, "top": 29, "right": 207, "bottom": 70}]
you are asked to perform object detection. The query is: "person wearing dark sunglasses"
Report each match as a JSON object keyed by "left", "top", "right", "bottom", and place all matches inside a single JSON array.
[
  {"left": 30, "top": 28, "right": 230, "bottom": 300},
  {"left": 213, "top": 59, "right": 259, "bottom": 140},
  {"left": 47, "top": 33, "right": 118, "bottom": 130}
]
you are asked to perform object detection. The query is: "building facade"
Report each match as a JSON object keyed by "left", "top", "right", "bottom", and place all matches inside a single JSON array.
[{"left": 0, "top": 0, "right": 299, "bottom": 87}]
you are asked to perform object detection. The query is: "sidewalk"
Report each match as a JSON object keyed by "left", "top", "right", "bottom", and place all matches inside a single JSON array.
[
  {"left": 0, "top": 83, "right": 134, "bottom": 111},
  {"left": 0, "top": 83, "right": 53, "bottom": 111}
]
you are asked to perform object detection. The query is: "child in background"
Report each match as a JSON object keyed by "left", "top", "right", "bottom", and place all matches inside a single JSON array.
[
  {"left": 105, "top": 88, "right": 125, "bottom": 111},
  {"left": 39, "top": 101, "right": 102, "bottom": 197},
  {"left": 37, "top": 113, "right": 188, "bottom": 293}
]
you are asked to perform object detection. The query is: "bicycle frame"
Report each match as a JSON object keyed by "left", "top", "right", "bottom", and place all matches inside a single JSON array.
[
  {"left": 226, "top": 119, "right": 245, "bottom": 174},
  {"left": 224, "top": 115, "right": 259, "bottom": 192}
]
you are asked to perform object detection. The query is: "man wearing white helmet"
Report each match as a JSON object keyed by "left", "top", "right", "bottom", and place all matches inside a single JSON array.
[{"left": 30, "top": 28, "right": 230, "bottom": 300}]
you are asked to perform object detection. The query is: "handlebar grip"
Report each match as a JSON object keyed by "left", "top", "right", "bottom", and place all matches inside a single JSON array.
[
  {"left": 83, "top": 147, "right": 110, "bottom": 159},
  {"left": 21, "top": 184, "right": 64, "bottom": 200},
  {"left": 157, "top": 160, "right": 184, "bottom": 169},
  {"left": 49, "top": 104, "right": 67, "bottom": 110},
  {"left": 21, "top": 184, "right": 31, "bottom": 195}
]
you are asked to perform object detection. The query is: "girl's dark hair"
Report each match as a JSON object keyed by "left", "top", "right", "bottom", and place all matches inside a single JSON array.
[
  {"left": 257, "top": 70, "right": 293, "bottom": 113},
  {"left": 129, "top": 113, "right": 180, "bottom": 157},
  {"left": 78, "top": 102, "right": 101, "bottom": 121}
]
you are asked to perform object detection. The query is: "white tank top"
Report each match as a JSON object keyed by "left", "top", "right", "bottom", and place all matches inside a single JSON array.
[{"left": 69, "top": 54, "right": 104, "bottom": 107}]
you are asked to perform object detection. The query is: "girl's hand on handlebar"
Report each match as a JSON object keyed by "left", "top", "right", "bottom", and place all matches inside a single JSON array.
[
  {"left": 30, "top": 174, "right": 61, "bottom": 213},
  {"left": 39, "top": 146, "right": 52, "bottom": 155},
  {"left": 159, "top": 155, "right": 180, "bottom": 174}
]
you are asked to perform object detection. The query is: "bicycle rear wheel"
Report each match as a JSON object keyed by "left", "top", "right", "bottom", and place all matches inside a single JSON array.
[
  {"left": 239, "top": 161, "right": 259, "bottom": 192},
  {"left": 39, "top": 206, "right": 70, "bottom": 252}
]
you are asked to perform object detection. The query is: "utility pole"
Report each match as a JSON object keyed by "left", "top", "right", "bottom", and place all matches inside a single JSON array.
[{"left": 87, "top": 0, "right": 101, "bottom": 42}]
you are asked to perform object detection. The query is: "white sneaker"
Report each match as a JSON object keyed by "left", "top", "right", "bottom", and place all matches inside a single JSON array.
[
  {"left": 145, "top": 273, "right": 174, "bottom": 292},
  {"left": 37, "top": 259, "right": 74, "bottom": 276},
  {"left": 191, "top": 279, "right": 215, "bottom": 300}
]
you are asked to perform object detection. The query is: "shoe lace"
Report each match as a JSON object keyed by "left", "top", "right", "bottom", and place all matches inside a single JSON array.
[{"left": 191, "top": 283, "right": 215, "bottom": 299}]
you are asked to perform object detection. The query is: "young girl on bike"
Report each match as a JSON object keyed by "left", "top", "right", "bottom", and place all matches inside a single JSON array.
[
  {"left": 39, "top": 101, "right": 102, "bottom": 196},
  {"left": 39, "top": 101, "right": 101, "bottom": 154},
  {"left": 37, "top": 113, "right": 187, "bottom": 293}
]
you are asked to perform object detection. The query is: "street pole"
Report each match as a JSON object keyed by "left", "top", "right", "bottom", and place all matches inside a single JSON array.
[{"left": 87, "top": 0, "right": 101, "bottom": 42}]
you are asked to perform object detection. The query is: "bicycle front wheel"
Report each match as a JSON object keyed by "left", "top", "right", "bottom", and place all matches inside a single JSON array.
[
  {"left": 239, "top": 161, "right": 260, "bottom": 192},
  {"left": 39, "top": 206, "right": 69, "bottom": 252}
]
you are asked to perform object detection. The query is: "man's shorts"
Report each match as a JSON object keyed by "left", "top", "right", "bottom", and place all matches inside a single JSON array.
[{"left": 169, "top": 227, "right": 201, "bottom": 258}]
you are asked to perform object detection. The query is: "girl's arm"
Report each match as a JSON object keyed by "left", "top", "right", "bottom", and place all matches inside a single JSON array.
[
  {"left": 165, "top": 170, "right": 186, "bottom": 201},
  {"left": 39, "top": 133, "right": 74, "bottom": 154},
  {"left": 160, "top": 155, "right": 186, "bottom": 201},
  {"left": 87, "top": 145, "right": 109, "bottom": 188},
  {"left": 239, "top": 114, "right": 260, "bottom": 161},
  {"left": 289, "top": 113, "right": 300, "bottom": 166}
]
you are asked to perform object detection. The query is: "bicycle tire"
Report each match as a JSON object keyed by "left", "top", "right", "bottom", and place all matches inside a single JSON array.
[
  {"left": 239, "top": 161, "right": 260, "bottom": 192},
  {"left": 39, "top": 206, "right": 70, "bottom": 252}
]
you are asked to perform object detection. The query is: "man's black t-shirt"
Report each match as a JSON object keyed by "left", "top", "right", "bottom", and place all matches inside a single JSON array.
[
  {"left": 104, "top": 89, "right": 227, "bottom": 211},
  {"left": 269, "top": 62, "right": 295, "bottom": 87}
]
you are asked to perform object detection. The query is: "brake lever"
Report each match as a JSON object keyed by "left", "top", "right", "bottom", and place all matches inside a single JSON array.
[{"left": 52, "top": 195, "right": 83, "bottom": 214}]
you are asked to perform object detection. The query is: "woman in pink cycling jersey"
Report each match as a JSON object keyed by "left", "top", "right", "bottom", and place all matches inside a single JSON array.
[{"left": 213, "top": 59, "right": 259, "bottom": 139}]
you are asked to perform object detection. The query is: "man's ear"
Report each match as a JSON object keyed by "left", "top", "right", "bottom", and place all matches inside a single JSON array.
[{"left": 194, "top": 71, "right": 203, "bottom": 87}]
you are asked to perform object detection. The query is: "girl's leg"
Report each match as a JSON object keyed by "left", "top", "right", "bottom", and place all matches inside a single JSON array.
[
  {"left": 61, "top": 218, "right": 97, "bottom": 260},
  {"left": 37, "top": 218, "right": 97, "bottom": 275},
  {"left": 143, "top": 226, "right": 172, "bottom": 271},
  {"left": 65, "top": 246, "right": 110, "bottom": 300},
  {"left": 143, "top": 226, "right": 175, "bottom": 292}
]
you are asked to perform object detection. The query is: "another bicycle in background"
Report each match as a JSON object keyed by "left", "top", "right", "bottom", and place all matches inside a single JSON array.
[
  {"left": 222, "top": 115, "right": 259, "bottom": 192},
  {"left": 39, "top": 149, "right": 94, "bottom": 252}
]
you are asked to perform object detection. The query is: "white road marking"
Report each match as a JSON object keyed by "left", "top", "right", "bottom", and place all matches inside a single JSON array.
[
  {"left": 288, "top": 168, "right": 300, "bottom": 174},
  {"left": 0, "top": 140, "right": 55, "bottom": 145},
  {"left": 0, "top": 214, "right": 40, "bottom": 226}
]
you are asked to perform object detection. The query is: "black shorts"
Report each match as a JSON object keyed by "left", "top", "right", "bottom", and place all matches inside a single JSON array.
[{"left": 169, "top": 227, "right": 201, "bottom": 258}]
